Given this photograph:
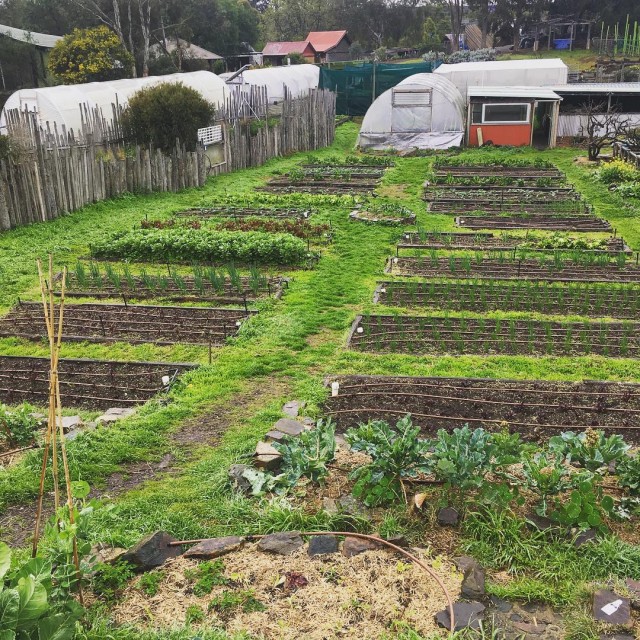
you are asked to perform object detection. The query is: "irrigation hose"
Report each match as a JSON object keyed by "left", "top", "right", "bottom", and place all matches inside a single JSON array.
[{"left": 169, "top": 530, "right": 456, "bottom": 632}]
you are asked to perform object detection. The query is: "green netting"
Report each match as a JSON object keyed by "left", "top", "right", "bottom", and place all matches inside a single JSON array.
[{"left": 319, "top": 61, "right": 441, "bottom": 116}]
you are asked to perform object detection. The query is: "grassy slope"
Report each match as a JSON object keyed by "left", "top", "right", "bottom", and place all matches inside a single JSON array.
[{"left": 1, "top": 125, "right": 640, "bottom": 637}]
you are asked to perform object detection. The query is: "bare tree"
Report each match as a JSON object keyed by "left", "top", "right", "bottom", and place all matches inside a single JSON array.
[
  {"left": 444, "top": 0, "right": 463, "bottom": 52},
  {"left": 138, "top": 0, "right": 152, "bottom": 76},
  {"left": 579, "top": 101, "right": 631, "bottom": 161}
]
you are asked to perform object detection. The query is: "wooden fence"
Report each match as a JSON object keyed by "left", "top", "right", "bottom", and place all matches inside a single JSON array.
[
  {"left": 613, "top": 141, "right": 640, "bottom": 169},
  {"left": 0, "top": 88, "right": 336, "bottom": 231}
]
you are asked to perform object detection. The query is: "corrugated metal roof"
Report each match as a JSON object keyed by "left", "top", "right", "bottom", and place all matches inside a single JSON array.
[
  {"left": 468, "top": 86, "right": 562, "bottom": 100},
  {"left": 437, "top": 59, "right": 567, "bottom": 73},
  {"left": 306, "top": 30, "right": 349, "bottom": 53},
  {"left": 0, "top": 22, "right": 62, "bottom": 48},
  {"left": 263, "top": 41, "right": 314, "bottom": 56},
  {"left": 151, "top": 38, "right": 223, "bottom": 60},
  {"left": 552, "top": 83, "right": 640, "bottom": 94}
]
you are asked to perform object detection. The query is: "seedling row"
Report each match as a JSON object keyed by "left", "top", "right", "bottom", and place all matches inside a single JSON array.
[
  {"left": 0, "top": 356, "right": 195, "bottom": 409},
  {"left": 0, "top": 302, "right": 252, "bottom": 346},
  {"left": 349, "top": 314, "right": 639, "bottom": 358},
  {"left": 325, "top": 375, "right": 640, "bottom": 438},
  {"left": 456, "top": 214, "right": 612, "bottom": 232},
  {"left": 374, "top": 280, "right": 640, "bottom": 319},
  {"left": 174, "top": 207, "right": 311, "bottom": 219},
  {"left": 429, "top": 200, "right": 589, "bottom": 214}
]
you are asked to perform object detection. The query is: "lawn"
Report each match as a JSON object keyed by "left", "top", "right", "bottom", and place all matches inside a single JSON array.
[{"left": 1, "top": 123, "right": 639, "bottom": 639}]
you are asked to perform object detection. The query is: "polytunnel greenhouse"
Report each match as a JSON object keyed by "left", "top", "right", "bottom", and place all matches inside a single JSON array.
[{"left": 357, "top": 74, "right": 466, "bottom": 151}]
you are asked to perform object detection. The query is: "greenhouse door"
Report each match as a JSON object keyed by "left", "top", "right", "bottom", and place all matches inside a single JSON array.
[{"left": 391, "top": 87, "right": 433, "bottom": 132}]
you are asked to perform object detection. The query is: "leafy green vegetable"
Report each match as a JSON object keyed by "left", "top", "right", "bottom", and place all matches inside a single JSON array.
[{"left": 549, "top": 429, "right": 630, "bottom": 472}]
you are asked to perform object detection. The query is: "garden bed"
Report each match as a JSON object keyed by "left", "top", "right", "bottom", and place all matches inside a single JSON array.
[
  {"left": 0, "top": 302, "right": 253, "bottom": 346},
  {"left": 456, "top": 214, "right": 612, "bottom": 232},
  {"left": 63, "top": 265, "right": 285, "bottom": 303},
  {"left": 348, "top": 314, "right": 639, "bottom": 358},
  {"left": 261, "top": 177, "right": 378, "bottom": 195},
  {"left": 429, "top": 200, "right": 589, "bottom": 214},
  {"left": 387, "top": 257, "right": 640, "bottom": 283},
  {"left": 325, "top": 375, "right": 640, "bottom": 438},
  {"left": 426, "top": 183, "right": 576, "bottom": 195},
  {"left": 0, "top": 356, "right": 196, "bottom": 409},
  {"left": 374, "top": 280, "right": 640, "bottom": 319},
  {"left": 350, "top": 210, "right": 416, "bottom": 226},
  {"left": 431, "top": 175, "right": 566, "bottom": 187},
  {"left": 174, "top": 208, "right": 311, "bottom": 219}
]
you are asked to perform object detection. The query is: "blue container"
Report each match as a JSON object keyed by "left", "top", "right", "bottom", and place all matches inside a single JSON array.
[{"left": 554, "top": 38, "right": 571, "bottom": 50}]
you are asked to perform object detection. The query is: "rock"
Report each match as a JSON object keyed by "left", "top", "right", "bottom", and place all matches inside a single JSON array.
[
  {"left": 593, "top": 589, "right": 631, "bottom": 625},
  {"left": 258, "top": 532, "right": 304, "bottom": 556},
  {"left": 184, "top": 536, "right": 244, "bottom": 559},
  {"left": 385, "top": 534, "right": 408, "bottom": 548},
  {"left": 454, "top": 557, "right": 485, "bottom": 599},
  {"left": 229, "top": 464, "right": 252, "bottom": 493},
  {"left": 283, "top": 401, "right": 303, "bottom": 418},
  {"left": 338, "top": 494, "right": 369, "bottom": 517},
  {"left": 90, "top": 544, "right": 126, "bottom": 568},
  {"left": 489, "top": 595, "right": 512, "bottom": 613},
  {"left": 527, "top": 514, "right": 556, "bottom": 532},
  {"left": 58, "top": 415, "right": 83, "bottom": 432},
  {"left": 265, "top": 430, "right": 288, "bottom": 442},
  {"left": 271, "top": 418, "right": 304, "bottom": 437},
  {"left": 157, "top": 453, "right": 173, "bottom": 470},
  {"left": 342, "top": 536, "right": 379, "bottom": 557},
  {"left": 308, "top": 535, "right": 339, "bottom": 556},
  {"left": 302, "top": 417, "right": 315, "bottom": 427},
  {"left": 437, "top": 506, "right": 459, "bottom": 526},
  {"left": 334, "top": 434, "right": 349, "bottom": 449},
  {"left": 599, "top": 635, "right": 636, "bottom": 640},
  {"left": 97, "top": 407, "right": 136, "bottom": 424},
  {"left": 514, "top": 621, "right": 547, "bottom": 634},
  {"left": 436, "top": 601, "right": 485, "bottom": 631},
  {"left": 322, "top": 497, "right": 339, "bottom": 515},
  {"left": 625, "top": 578, "right": 640, "bottom": 610},
  {"left": 120, "top": 531, "right": 182, "bottom": 572},
  {"left": 254, "top": 441, "right": 281, "bottom": 470},
  {"left": 574, "top": 529, "right": 597, "bottom": 547}
]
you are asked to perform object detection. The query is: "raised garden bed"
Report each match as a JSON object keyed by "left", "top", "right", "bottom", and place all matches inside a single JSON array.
[
  {"left": 387, "top": 256, "right": 640, "bottom": 283},
  {"left": 397, "top": 232, "right": 629, "bottom": 254},
  {"left": 174, "top": 208, "right": 311, "bottom": 219},
  {"left": 456, "top": 214, "right": 612, "bottom": 232},
  {"left": 0, "top": 302, "right": 253, "bottom": 346},
  {"left": 299, "top": 166, "right": 386, "bottom": 179},
  {"left": 325, "top": 375, "right": 640, "bottom": 439},
  {"left": 431, "top": 174, "right": 566, "bottom": 187},
  {"left": 429, "top": 200, "right": 589, "bottom": 214},
  {"left": 350, "top": 208, "right": 416, "bottom": 226},
  {"left": 374, "top": 280, "right": 640, "bottom": 319},
  {"left": 63, "top": 266, "right": 285, "bottom": 304},
  {"left": 261, "top": 177, "right": 378, "bottom": 195},
  {"left": 0, "top": 356, "right": 196, "bottom": 409},
  {"left": 348, "top": 314, "right": 639, "bottom": 358},
  {"left": 426, "top": 183, "right": 575, "bottom": 194}
]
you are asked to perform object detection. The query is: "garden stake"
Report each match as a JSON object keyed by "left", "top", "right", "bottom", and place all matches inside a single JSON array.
[{"left": 168, "top": 531, "right": 455, "bottom": 632}]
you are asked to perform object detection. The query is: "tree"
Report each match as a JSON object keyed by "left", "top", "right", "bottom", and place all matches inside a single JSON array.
[
  {"left": 579, "top": 101, "right": 631, "bottom": 160},
  {"left": 443, "top": 0, "right": 464, "bottom": 52},
  {"left": 121, "top": 82, "right": 215, "bottom": 152},
  {"left": 48, "top": 25, "right": 134, "bottom": 84}
]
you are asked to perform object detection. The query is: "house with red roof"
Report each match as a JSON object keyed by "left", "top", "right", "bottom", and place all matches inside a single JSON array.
[
  {"left": 262, "top": 40, "right": 317, "bottom": 66},
  {"left": 306, "top": 30, "right": 352, "bottom": 63}
]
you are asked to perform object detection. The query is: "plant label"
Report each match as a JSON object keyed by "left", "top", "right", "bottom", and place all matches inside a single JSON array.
[
  {"left": 601, "top": 599, "right": 623, "bottom": 616},
  {"left": 331, "top": 382, "right": 340, "bottom": 397}
]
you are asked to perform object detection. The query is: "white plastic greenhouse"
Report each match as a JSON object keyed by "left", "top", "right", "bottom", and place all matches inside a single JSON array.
[
  {"left": 220, "top": 64, "right": 320, "bottom": 103},
  {"left": 357, "top": 74, "right": 466, "bottom": 151},
  {"left": 434, "top": 59, "right": 568, "bottom": 94},
  {"left": 0, "top": 71, "right": 228, "bottom": 136}
]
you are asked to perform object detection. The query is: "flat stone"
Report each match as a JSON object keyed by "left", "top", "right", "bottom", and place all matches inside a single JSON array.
[
  {"left": 97, "top": 408, "right": 136, "bottom": 424},
  {"left": 453, "top": 556, "right": 478, "bottom": 573},
  {"left": 574, "top": 529, "right": 597, "bottom": 547},
  {"left": 272, "top": 418, "right": 304, "bottom": 437},
  {"left": 338, "top": 494, "right": 369, "bottom": 517},
  {"left": 489, "top": 596, "right": 512, "bottom": 613},
  {"left": 265, "top": 430, "right": 288, "bottom": 442},
  {"left": 462, "top": 568, "right": 485, "bottom": 599},
  {"left": 385, "top": 534, "right": 408, "bottom": 547},
  {"left": 58, "top": 415, "right": 83, "bottom": 432},
  {"left": 514, "top": 621, "right": 547, "bottom": 634},
  {"left": 593, "top": 589, "right": 631, "bottom": 624},
  {"left": 625, "top": 578, "right": 640, "bottom": 610},
  {"left": 527, "top": 514, "right": 556, "bottom": 531},
  {"left": 322, "top": 497, "right": 339, "bottom": 515},
  {"left": 342, "top": 536, "right": 379, "bottom": 557},
  {"left": 308, "top": 535, "right": 339, "bottom": 556},
  {"left": 229, "top": 464, "right": 252, "bottom": 493},
  {"left": 302, "top": 417, "right": 315, "bottom": 427},
  {"left": 184, "top": 536, "right": 244, "bottom": 559},
  {"left": 120, "top": 531, "right": 182, "bottom": 572},
  {"left": 254, "top": 441, "right": 281, "bottom": 470},
  {"left": 436, "top": 601, "right": 485, "bottom": 631},
  {"left": 599, "top": 635, "right": 636, "bottom": 640},
  {"left": 258, "top": 532, "right": 303, "bottom": 555},
  {"left": 437, "top": 506, "right": 459, "bottom": 526},
  {"left": 283, "top": 401, "right": 303, "bottom": 418}
]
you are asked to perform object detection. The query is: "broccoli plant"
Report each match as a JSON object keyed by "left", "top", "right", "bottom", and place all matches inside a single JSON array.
[{"left": 548, "top": 429, "right": 630, "bottom": 472}]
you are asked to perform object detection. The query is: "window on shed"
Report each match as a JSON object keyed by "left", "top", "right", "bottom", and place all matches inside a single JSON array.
[
  {"left": 471, "top": 103, "right": 483, "bottom": 124},
  {"left": 392, "top": 88, "right": 432, "bottom": 107},
  {"left": 482, "top": 103, "right": 530, "bottom": 123}
]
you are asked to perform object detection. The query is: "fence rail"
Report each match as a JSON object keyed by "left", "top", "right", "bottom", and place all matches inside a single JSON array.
[{"left": 613, "top": 141, "right": 640, "bottom": 169}]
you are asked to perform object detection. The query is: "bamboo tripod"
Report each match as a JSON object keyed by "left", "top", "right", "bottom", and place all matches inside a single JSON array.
[{"left": 32, "top": 256, "right": 83, "bottom": 602}]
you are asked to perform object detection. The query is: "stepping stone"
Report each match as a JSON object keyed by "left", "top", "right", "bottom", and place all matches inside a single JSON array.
[
  {"left": 308, "top": 535, "right": 339, "bottom": 556},
  {"left": 229, "top": 464, "right": 253, "bottom": 493},
  {"left": 265, "top": 430, "right": 288, "bottom": 442},
  {"left": 283, "top": 401, "right": 303, "bottom": 418},
  {"left": 489, "top": 595, "right": 513, "bottom": 613},
  {"left": 97, "top": 407, "right": 136, "bottom": 424},
  {"left": 120, "top": 530, "right": 182, "bottom": 572},
  {"left": 436, "top": 601, "right": 485, "bottom": 631},
  {"left": 258, "top": 532, "right": 303, "bottom": 555},
  {"left": 184, "top": 536, "right": 244, "bottom": 559},
  {"left": 593, "top": 589, "right": 631, "bottom": 624},
  {"left": 437, "top": 506, "right": 460, "bottom": 526},
  {"left": 625, "top": 578, "right": 640, "bottom": 609},
  {"left": 454, "top": 556, "right": 485, "bottom": 598},
  {"left": 338, "top": 494, "right": 368, "bottom": 517},
  {"left": 574, "top": 529, "right": 597, "bottom": 547},
  {"left": 272, "top": 418, "right": 304, "bottom": 437},
  {"left": 342, "top": 536, "right": 379, "bottom": 557},
  {"left": 322, "top": 497, "right": 339, "bottom": 515},
  {"left": 254, "top": 441, "right": 281, "bottom": 470},
  {"left": 58, "top": 415, "right": 83, "bottom": 432}
]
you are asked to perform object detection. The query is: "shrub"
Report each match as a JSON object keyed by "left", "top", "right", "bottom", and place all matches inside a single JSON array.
[
  {"left": 90, "top": 228, "right": 308, "bottom": 265},
  {"left": 615, "top": 181, "right": 640, "bottom": 198},
  {"left": 121, "top": 82, "right": 215, "bottom": 152},
  {"left": 48, "top": 26, "right": 133, "bottom": 84},
  {"left": 595, "top": 159, "right": 640, "bottom": 184},
  {"left": 0, "top": 403, "right": 40, "bottom": 448}
]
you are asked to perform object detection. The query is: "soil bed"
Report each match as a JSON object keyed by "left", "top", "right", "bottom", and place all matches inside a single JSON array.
[
  {"left": 429, "top": 200, "right": 588, "bottom": 214},
  {"left": 456, "top": 214, "right": 612, "bottom": 231},
  {"left": 63, "top": 272, "right": 285, "bottom": 304},
  {"left": 374, "top": 280, "right": 640, "bottom": 319},
  {"left": 425, "top": 186, "right": 578, "bottom": 200},
  {"left": 433, "top": 167, "right": 563, "bottom": 178},
  {"left": 0, "top": 356, "right": 195, "bottom": 409},
  {"left": 325, "top": 375, "right": 640, "bottom": 439},
  {"left": 174, "top": 208, "right": 311, "bottom": 219},
  {"left": 261, "top": 177, "right": 378, "bottom": 195},
  {"left": 388, "top": 257, "right": 640, "bottom": 283},
  {"left": 350, "top": 210, "right": 416, "bottom": 225},
  {"left": 348, "top": 314, "right": 640, "bottom": 358},
  {"left": 0, "top": 302, "right": 253, "bottom": 346}
]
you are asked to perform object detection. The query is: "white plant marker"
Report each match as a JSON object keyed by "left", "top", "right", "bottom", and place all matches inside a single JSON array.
[
  {"left": 331, "top": 381, "right": 340, "bottom": 397},
  {"left": 601, "top": 599, "right": 623, "bottom": 616}
]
